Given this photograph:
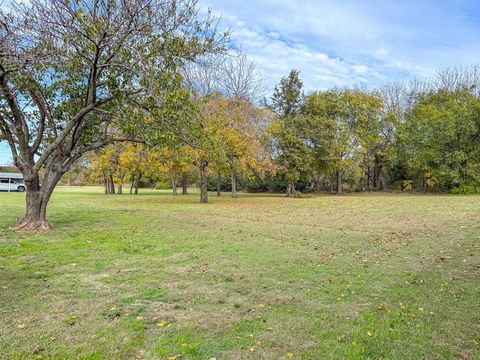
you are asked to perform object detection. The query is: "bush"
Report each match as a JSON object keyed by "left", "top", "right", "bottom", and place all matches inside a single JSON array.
[
  {"left": 451, "top": 184, "right": 479, "bottom": 194},
  {"left": 244, "top": 175, "right": 269, "bottom": 192},
  {"left": 207, "top": 176, "right": 233, "bottom": 192},
  {"left": 403, "top": 180, "right": 414, "bottom": 191},
  {"left": 155, "top": 181, "right": 172, "bottom": 190},
  {"left": 293, "top": 191, "right": 312, "bottom": 198},
  {"left": 244, "top": 172, "right": 311, "bottom": 193}
]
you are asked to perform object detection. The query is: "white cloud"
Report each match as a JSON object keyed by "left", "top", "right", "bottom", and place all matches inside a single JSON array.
[
  {"left": 205, "top": 8, "right": 390, "bottom": 91},
  {"left": 202, "top": 0, "right": 480, "bottom": 91}
]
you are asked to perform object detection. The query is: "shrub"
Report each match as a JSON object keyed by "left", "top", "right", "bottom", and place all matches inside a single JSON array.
[
  {"left": 403, "top": 180, "right": 414, "bottom": 191},
  {"left": 155, "top": 181, "right": 172, "bottom": 190},
  {"left": 451, "top": 184, "right": 479, "bottom": 194},
  {"left": 207, "top": 176, "right": 233, "bottom": 192},
  {"left": 293, "top": 191, "right": 312, "bottom": 198},
  {"left": 390, "top": 180, "right": 404, "bottom": 191},
  {"left": 244, "top": 172, "right": 311, "bottom": 193}
]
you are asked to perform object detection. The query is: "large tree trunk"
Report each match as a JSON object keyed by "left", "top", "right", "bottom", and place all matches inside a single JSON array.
[
  {"left": 199, "top": 158, "right": 208, "bottom": 204},
  {"left": 16, "top": 188, "right": 52, "bottom": 231},
  {"left": 130, "top": 173, "right": 135, "bottom": 194},
  {"left": 103, "top": 171, "right": 108, "bottom": 194},
  {"left": 336, "top": 170, "right": 342, "bottom": 195},
  {"left": 230, "top": 164, "right": 237, "bottom": 198},
  {"left": 216, "top": 172, "right": 221, "bottom": 197},
  {"left": 330, "top": 172, "right": 335, "bottom": 194},
  {"left": 117, "top": 175, "right": 123, "bottom": 195},
  {"left": 134, "top": 171, "right": 142, "bottom": 195},
  {"left": 286, "top": 181, "right": 296, "bottom": 197},
  {"left": 108, "top": 173, "right": 115, "bottom": 194},
  {"left": 15, "top": 166, "right": 64, "bottom": 232},
  {"left": 181, "top": 173, "right": 188, "bottom": 195},
  {"left": 373, "top": 154, "right": 383, "bottom": 190},
  {"left": 366, "top": 166, "right": 371, "bottom": 190},
  {"left": 171, "top": 175, "right": 177, "bottom": 196}
]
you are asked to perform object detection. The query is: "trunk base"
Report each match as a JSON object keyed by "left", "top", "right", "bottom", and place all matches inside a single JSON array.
[{"left": 14, "top": 219, "right": 53, "bottom": 232}]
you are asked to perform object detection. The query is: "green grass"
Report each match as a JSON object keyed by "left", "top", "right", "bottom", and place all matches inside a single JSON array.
[{"left": 0, "top": 187, "right": 479, "bottom": 359}]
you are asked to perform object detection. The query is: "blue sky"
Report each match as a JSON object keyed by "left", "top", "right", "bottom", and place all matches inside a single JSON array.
[
  {"left": 0, "top": 144, "right": 11, "bottom": 166},
  {"left": 1, "top": 0, "right": 479, "bottom": 164},
  {"left": 201, "top": 0, "right": 480, "bottom": 91}
]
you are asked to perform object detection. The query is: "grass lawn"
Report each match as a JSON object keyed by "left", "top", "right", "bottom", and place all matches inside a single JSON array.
[{"left": 0, "top": 187, "right": 479, "bottom": 359}]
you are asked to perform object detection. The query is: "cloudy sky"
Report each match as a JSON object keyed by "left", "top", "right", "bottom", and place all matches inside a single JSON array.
[
  {"left": 201, "top": 0, "right": 480, "bottom": 91},
  {"left": 1, "top": 0, "right": 479, "bottom": 164}
]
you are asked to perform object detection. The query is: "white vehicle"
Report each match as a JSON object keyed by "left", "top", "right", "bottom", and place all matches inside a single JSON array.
[{"left": 0, "top": 172, "right": 26, "bottom": 192}]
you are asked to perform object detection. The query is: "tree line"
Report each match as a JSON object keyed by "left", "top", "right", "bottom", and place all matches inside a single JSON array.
[
  {"left": 80, "top": 66, "right": 480, "bottom": 199},
  {"left": 267, "top": 67, "right": 480, "bottom": 197}
]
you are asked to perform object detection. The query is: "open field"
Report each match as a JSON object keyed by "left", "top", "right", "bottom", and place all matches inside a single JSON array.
[{"left": 0, "top": 187, "right": 479, "bottom": 359}]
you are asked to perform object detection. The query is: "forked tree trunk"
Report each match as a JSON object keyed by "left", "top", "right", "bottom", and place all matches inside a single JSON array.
[
  {"left": 181, "top": 173, "right": 188, "bottom": 195},
  {"left": 230, "top": 164, "right": 237, "bottom": 198},
  {"left": 16, "top": 189, "right": 52, "bottom": 231},
  {"left": 216, "top": 172, "right": 221, "bottom": 196},
  {"left": 199, "top": 158, "right": 208, "bottom": 203},
  {"left": 15, "top": 167, "right": 63, "bottom": 232},
  {"left": 336, "top": 170, "right": 342, "bottom": 195}
]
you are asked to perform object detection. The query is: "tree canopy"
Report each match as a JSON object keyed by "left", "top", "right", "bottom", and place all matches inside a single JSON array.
[{"left": 0, "top": 0, "right": 226, "bottom": 229}]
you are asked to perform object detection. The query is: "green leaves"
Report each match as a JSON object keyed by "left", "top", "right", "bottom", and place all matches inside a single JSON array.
[{"left": 399, "top": 89, "right": 480, "bottom": 190}]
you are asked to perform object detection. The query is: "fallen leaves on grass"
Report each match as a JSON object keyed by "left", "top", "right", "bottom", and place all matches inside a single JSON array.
[
  {"left": 372, "top": 231, "right": 413, "bottom": 245},
  {"left": 156, "top": 320, "right": 170, "bottom": 328},
  {"left": 64, "top": 314, "right": 77, "bottom": 326}
]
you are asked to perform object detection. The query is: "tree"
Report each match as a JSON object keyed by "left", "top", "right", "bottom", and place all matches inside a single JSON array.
[
  {"left": 190, "top": 94, "right": 233, "bottom": 203},
  {"left": 118, "top": 143, "right": 149, "bottom": 195},
  {"left": 434, "top": 65, "right": 480, "bottom": 98},
  {"left": 147, "top": 144, "right": 194, "bottom": 195},
  {"left": 0, "top": 0, "right": 225, "bottom": 230},
  {"left": 398, "top": 89, "right": 480, "bottom": 190},
  {"left": 218, "top": 49, "right": 267, "bottom": 102},
  {"left": 201, "top": 94, "right": 273, "bottom": 198},
  {"left": 301, "top": 89, "right": 384, "bottom": 194},
  {"left": 269, "top": 69, "right": 309, "bottom": 196},
  {"left": 217, "top": 50, "right": 268, "bottom": 197},
  {"left": 90, "top": 142, "right": 148, "bottom": 194},
  {"left": 181, "top": 56, "right": 221, "bottom": 203},
  {"left": 345, "top": 90, "right": 385, "bottom": 190},
  {"left": 271, "top": 69, "right": 304, "bottom": 118},
  {"left": 269, "top": 114, "right": 315, "bottom": 196},
  {"left": 91, "top": 144, "right": 121, "bottom": 195},
  {"left": 182, "top": 50, "right": 268, "bottom": 199}
]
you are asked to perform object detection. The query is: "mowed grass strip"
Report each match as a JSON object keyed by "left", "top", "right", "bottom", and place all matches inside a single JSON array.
[{"left": 0, "top": 187, "right": 479, "bottom": 359}]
